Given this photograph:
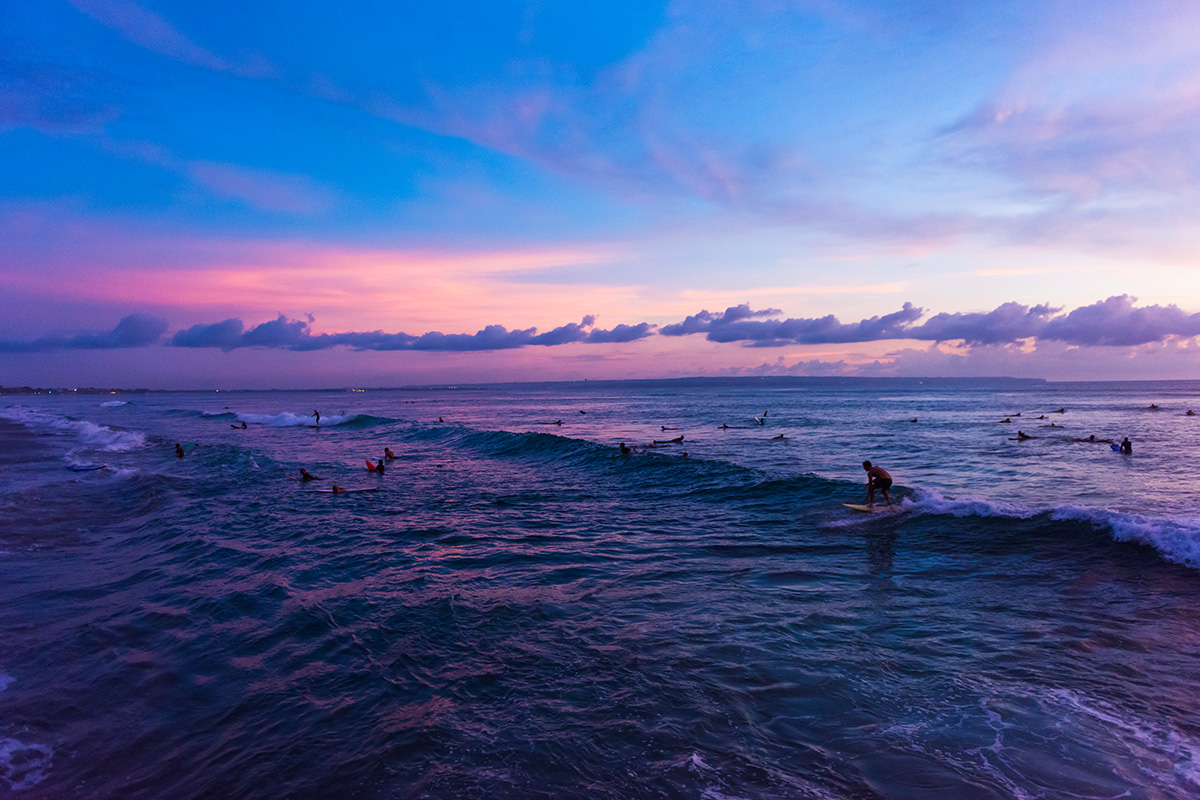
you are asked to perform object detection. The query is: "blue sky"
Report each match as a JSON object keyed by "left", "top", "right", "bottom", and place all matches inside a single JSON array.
[{"left": 3, "top": 0, "right": 1200, "bottom": 388}]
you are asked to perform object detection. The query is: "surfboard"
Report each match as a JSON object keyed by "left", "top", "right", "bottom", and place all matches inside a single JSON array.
[
  {"left": 68, "top": 464, "right": 105, "bottom": 472},
  {"left": 1111, "top": 444, "right": 1120, "bottom": 451},
  {"left": 843, "top": 503, "right": 892, "bottom": 512},
  {"left": 315, "top": 487, "right": 377, "bottom": 494}
]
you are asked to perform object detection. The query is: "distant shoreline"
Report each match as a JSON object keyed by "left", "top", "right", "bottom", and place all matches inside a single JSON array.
[{"left": 9, "top": 375, "right": 1200, "bottom": 395}]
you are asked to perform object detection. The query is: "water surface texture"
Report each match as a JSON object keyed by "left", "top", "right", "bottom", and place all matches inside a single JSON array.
[{"left": 2, "top": 379, "right": 1199, "bottom": 798}]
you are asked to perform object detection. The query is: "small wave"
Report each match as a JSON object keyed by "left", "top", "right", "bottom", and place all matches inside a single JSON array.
[
  {"left": 0, "top": 407, "right": 146, "bottom": 452},
  {"left": 99, "top": 400, "right": 128, "bottom": 407},
  {"left": 0, "top": 737, "right": 52, "bottom": 791},
  {"left": 908, "top": 489, "right": 1200, "bottom": 571},
  {"left": 236, "top": 411, "right": 379, "bottom": 428}
]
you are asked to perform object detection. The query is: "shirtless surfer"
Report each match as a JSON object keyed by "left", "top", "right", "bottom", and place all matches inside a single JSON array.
[
  {"left": 862, "top": 461, "right": 893, "bottom": 507},
  {"left": 311, "top": 410, "right": 320, "bottom": 425}
]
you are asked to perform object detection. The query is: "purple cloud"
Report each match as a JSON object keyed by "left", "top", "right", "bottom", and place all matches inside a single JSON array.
[
  {"left": 17, "top": 297, "right": 1200, "bottom": 355},
  {"left": 170, "top": 315, "right": 656, "bottom": 352},
  {"left": 908, "top": 302, "right": 1061, "bottom": 345},
  {"left": 0, "top": 313, "right": 166, "bottom": 352},
  {"left": 661, "top": 302, "right": 925, "bottom": 346}
]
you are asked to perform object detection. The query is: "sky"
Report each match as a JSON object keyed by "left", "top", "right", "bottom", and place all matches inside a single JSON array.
[{"left": 3, "top": 0, "right": 1200, "bottom": 388}]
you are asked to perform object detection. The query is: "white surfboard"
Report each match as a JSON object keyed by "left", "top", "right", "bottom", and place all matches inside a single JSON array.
[
  {"left": 315, "top": 487, "right": 377, "bottom": 494},
  {"left": 843, "top": 503, "right": 894, "bottom": 513}
]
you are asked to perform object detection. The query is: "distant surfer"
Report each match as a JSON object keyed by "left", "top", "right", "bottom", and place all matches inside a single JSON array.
[
  {"left": 554, "top": 420, "right": 562, "bottom": 425},
  {"left": 330, "top": 484, "right": 345, "bottom": 494},
  {"left": 231, "top": 421, "right": 247, "bottom": 429},
  {"left": 367, "top": 459, "right": 384, "bottom": 474},
  {"left": 910, "top": 418, "right": 918, "bottom": 423},
  {"left": 1188, "top": 410, "right": 1196, "bottom": 416},
  {"left": 999, "top": 418, "right": 1012, "bottom": 423},
  {"left": 1149, "top": 404, "right": 1159, "bottom": 410},
  {"left": 1051, "top": 408, "right": 1065, "bottom": 413},
  {"left": 438, "top": 417, "right": 444, "bottom": 423},
  {"left": 862, "top": 461, "right": 893, "bottom": 508},
  {"left": 654, "top": 435, "right": 684, "bottom": 444},
  {"left": 720, "top": 423, "right": 730, "bottom": 429},
  {"left": 619, "top": 442, "right": 631, "bottom": 454},
  {"left": 1120, "top": 437, "right": 1132, "bottom": 454},
  {"left": 175, "top": 443, "right": 185, "bottom": 458},
  {"left": 384, "top": 447, "right": 396, "bottom": 461},
  {"left": 299, "top": 468, "right": 320, "bottom": 482},
  {"left": 772, "top": 434, "right": 787, "bottom": 440},
  {"left": 1014, "top": 431, "right": 1038, "bottom": 440},
  {"left": 661, "top": 426, "right": 679, "bottom": 431},
  {"left": 311, "top": 410, "right": 320, "bottom": 425}
]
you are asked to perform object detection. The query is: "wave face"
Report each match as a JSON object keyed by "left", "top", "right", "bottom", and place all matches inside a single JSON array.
[{"left": 2, "top": 381, "right": 1200, "bottom": 799}]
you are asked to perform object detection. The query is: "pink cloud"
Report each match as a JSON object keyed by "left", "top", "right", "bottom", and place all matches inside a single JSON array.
[
  {"left": 67, "top": 0, "right": 273, "bottom": 78},
  {"left": 185, "top": 162, "right": 335, "bottom": 215}
]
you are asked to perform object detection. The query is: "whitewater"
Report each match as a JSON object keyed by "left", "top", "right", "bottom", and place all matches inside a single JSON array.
[{"left": 1, "top": 378, "right": 1198, "bottom": 798}]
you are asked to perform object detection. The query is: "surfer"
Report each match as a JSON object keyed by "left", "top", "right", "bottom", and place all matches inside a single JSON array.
[
  {"left": 1188, "top": 410, "right": 1196, "bottom": 416},
  {"left": 438, "top": 417, "right": 444, "bottom": 423},
  {"left": 1120, "top": 437, "right": 1132, "bottom": 454},
  {"left": 384, "top": 447, "right": 396, "bottom": 461},
  {"left": 720, "top": 423, "right": 730, "bottom": 429},
  {"left": 554, "top": 420, "right": 562, "bottom": 425},
  {"left": 661, "top": 426, "right": 679, "bottom": 431},
  {"left": 862, "top": 461, "right": 893, "bottom": 507},
  {"left": 619, "top": 442, "right": 631, "bottom": 454},
  {"left": 1014, "top": 431, "right": 1038, "bottom": 440},
  {"left": 772, "top": 434, "right": 787, "bottom": 440},
  {"left": 1051, "top": 408, "right": 1065, "bottom": 413},
  {"left": 311, "top": 410, "right": 320, "bottom": 425},
  {"left": 299, "top": 468, "right": 320, "bottom": 482},
  {"left": 999, "top": 418, "right": 1012, "bottom": 423},
  {"left": 175, "top": 443, "right": 185, "bottom": 458},
  {"left": 330, "top": 484, "right": 345, "bottom": 494}
]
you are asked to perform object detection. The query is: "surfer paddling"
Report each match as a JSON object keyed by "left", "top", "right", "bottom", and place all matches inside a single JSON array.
[{"left": 862, "top": 461, "right": 893, "bottom": 508}]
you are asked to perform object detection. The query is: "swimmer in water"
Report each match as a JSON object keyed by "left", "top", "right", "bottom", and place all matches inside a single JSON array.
[
  {"left": 330, "top": 484, "right": 345, "bottom": 494},
  {"left": 299, "top": 468, "right": 320, "bottom": 482},
  {"left": 619, "top": 442, "right": 631, "bottom": 454},
  {"left": 384, "top": 447, "right": 396, "bottom": 461},
  {"left": 1120, "top": 437, "right": 1132, "bottom": 454},
  {"left": 175, "top": 443, "right": 185, "bottom": 458},
  {"left": 772, "top": 434, "right": 787, "bottom": 440}
]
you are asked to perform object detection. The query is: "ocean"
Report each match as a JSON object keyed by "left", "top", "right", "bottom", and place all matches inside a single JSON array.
[{"left": 2, "top": 378, "right": 1198, "bottom": 799}]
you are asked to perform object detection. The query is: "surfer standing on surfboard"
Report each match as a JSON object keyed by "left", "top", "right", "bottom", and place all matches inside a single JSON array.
[
  {"left": 862, "top": 461, "right": 893, "bottom": 507},
  {"left": 311, "top": 409, "right": 320, "bottom": 425}
]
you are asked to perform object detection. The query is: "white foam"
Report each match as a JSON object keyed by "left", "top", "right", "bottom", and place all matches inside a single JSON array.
[
  {"left": 0, "top": 407, "right": 145, "bottom": 451},
  {"left": 99, "top": 400, "right": 128, "bottom": 407},
  {"left": 905, "top": 489, "right": 1038, "bottom": 520},
  {"left": 0, "top": 738, "right": 52, "bottom": 791}
]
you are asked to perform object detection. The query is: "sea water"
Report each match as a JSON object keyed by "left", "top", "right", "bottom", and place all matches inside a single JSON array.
[{"left": 1, "top": 378, "right": 1199, "bottom": 799}]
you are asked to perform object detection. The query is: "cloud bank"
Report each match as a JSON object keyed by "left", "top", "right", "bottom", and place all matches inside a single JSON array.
[{"left": 4, "top": 297, "right": 1199, "bottom": 356}]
